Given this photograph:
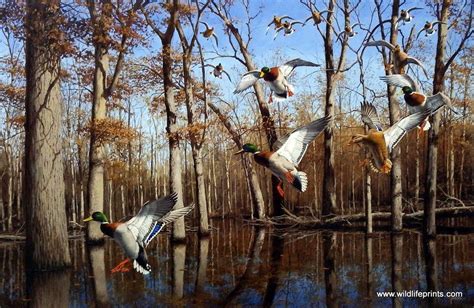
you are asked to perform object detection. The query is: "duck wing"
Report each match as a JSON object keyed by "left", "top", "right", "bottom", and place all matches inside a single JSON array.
[
  {"left": 379, "top": 74, "right": 420, "bottom": 92},
  {"left": 406, "top": 56, "right": 429, "bottom": 77},
  {"left": 279, "top": 58, "right": 320, "bottom": 78},
  {"left": 384, "top": 109, "right": 431, "bottom": 153},
  {"left": 126, "top": 193, "right": 178, "bottom": 247},
  {"left": 365, "top": 40, "right": 396, "bottom": 51},
  {"left": 360, "top": 102, "right": 383, "bottom": 131},
  {"left": 275, "top": 116, "right": 331, "bottom": 166},
  {"left": 426, "top": 92, "right": 450, "bottom": 114},
  {"left": 234, "top": 70, "right": 261, "bottom": 93}
]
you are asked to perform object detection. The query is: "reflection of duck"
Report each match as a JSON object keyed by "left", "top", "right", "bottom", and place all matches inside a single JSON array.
[
  {"left": 235, "top": 116, "right": 330, "bottom": 197},
  {"left": 350, "top": 102, "right": 431, "bottom": 173},
  {"left": 380, "top": 74, "right": 451, "bottom": 131},
  {"left": 234, "top": 58, "right": 320, "bottom": 102},
  {"left": 84, "top": 193, "right": 194, "bottom": 274},
  {"left": 365, "top": 40, "right": 428, "bottom": 77}
]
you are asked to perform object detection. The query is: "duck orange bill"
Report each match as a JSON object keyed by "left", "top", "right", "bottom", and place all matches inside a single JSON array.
[
  {"left": 234, "top": 149, "right": 245, "bottom": 155},
  {"left": 83, "top": 216, "right": 93, "bottom": 222}
]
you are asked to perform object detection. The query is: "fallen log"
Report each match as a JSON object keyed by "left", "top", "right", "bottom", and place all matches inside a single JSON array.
[
  {"left": 249, "top": 206, "right": 474, "bottom": 229},
  {"left": 0, "top": 233, "right": 84, "bottom": 242}
]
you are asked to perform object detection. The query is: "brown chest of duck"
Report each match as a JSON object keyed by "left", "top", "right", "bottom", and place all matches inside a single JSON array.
[
  {"left": 261, "top": 67, "right": 279, "bottom": 82},
  {"left": 402, "top": 86, "right": 426, "bottom": 107},
  {"left": 253, "top": 151, "right": 273, "bottom": 167}
]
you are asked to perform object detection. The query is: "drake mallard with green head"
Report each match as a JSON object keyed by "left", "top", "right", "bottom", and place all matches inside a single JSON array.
[
  {"left": 235, "top": 116, "right": 331, "bottom": 197},
  {"left": 380, "top": 74, "right": 451, "bottom": 131},
  {"left": 233, "top": 58, "right": 320, "bottom": 102},
  {"left": 84, "top": 193, "right": 194, "bottom": 275}
]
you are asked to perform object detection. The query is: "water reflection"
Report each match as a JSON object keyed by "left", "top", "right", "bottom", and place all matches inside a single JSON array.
[
  {"left": 87, "top": 245, "right": 110, "bottom": 307},
  {"left": 0, "top": 219, "right": 472, "bottom": 306},
  {"left": 391, "top": 233, "right": 403, "bottom": 308},
  {"left": 26, "top": 269, "right": 71, "bottom": 308}
]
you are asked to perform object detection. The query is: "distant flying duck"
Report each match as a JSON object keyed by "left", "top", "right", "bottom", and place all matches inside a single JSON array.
[
  {"left": 200, "top": 21, "right": 219, "bottom": 47},
  {"left": 234, "top": 58, "right": 320, "bottom": 102}
]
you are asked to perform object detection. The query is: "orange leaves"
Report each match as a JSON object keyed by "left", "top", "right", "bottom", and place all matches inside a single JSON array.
[
  {"left": 7, "top": 115, "right": 25, "bottom": 129},
  {"left": 82, "top": 118, "right": 137, "bottom": 146}
]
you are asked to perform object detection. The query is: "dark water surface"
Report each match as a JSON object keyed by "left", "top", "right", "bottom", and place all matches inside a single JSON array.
[{"left": 0, "top": 219, "right": 472, "bottom": 307}]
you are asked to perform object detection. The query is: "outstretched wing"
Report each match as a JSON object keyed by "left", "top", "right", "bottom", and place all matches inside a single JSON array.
[
  {"left": 233, "top": 70, "right": 260, "bottom": 93},
  {"left": 379, "top": 74, "right": 420, "bottom": 92},
  {"left": 212, "top": 33, "right": 219, "bottom": 47},
  {"left": 275, "top": 116, "right": 331, "bottom": 166},
  {"left": 407, "top": 7, "right": 422, "bottom": 13},
  {"left": 360, "top": 102, "right": 383, "bottom": 131},
  {"left": 222, "top": 70, "right": 232, "bottom": 82},
  {"left": 416, "top": 28, "right": 427, "bottom": 39},
  {"left": 200, "top": 21, "right": 211, "bottom": 29},
  {"left": 365, "top": 40, "right": 396, "bottom": 51},
  {"left": 406, "top": 56, "right": 429, "bottom": 77},
  {"left": 426, "top": 92, "right": 450, "bottom": 114},
  {"left": 279, "top": 58, "right": 320, "bottom": 78},
  {"left": 384, "top": 109, "right": 431, "bottom": 152},
  {"left": 126, "top": 193, "right": 178, "bottom": 247}
]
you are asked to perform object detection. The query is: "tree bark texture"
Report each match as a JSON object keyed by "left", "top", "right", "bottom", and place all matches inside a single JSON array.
[{"left": 24, "top": 0, "right": 71, "bottom": 269}]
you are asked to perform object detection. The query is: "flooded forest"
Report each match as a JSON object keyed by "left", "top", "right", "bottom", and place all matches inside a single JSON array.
[{"left": 0, "top": 0, "right": 472, "bottom": 306}]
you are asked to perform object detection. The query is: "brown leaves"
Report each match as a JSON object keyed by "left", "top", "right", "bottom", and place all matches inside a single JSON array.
[{"left": 82, "top": 118, "right": 137, "bottom": 146}]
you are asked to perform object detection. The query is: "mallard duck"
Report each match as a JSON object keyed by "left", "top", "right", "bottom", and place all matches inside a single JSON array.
[
  {"left": 417, "top": 21, "right": 445, "bottom": 39},
  {"left": 205, "top": 63, "right": 232, "bottom": 81},
  {"left": 350, "top": 102, "right": 431, "bottom": 173},
  {"left": 234, "top": 58, "right": 320, "bottom": 102},
  {"left": 337, "top": 23, "right": 362, "bottom": 41},
  {"left": 274, "top": 20, "right": 304, "bottom": 39},
  {"left": 234, "top": 116, "right": 331, "bottom": 197},
  {"left": 365, "top": 40, "right": 428, "bottom": 77},
  {"left": 396, "top": 7, "right": 422, "bottom": 26},
  {"left": 200, "top": 21, "right": 218, "bottom": 47},
  {"left": 380, "top": 74, "right": 451, "bottom": 131},
  {"left": 266, "top": 15, "right": 294, "bottom": 33},
  {"left": 303, "top": 6, "right": 331, "bottom": 26},
  {"left": 83, "top": 193, "right": 194, "bottom": 275}
]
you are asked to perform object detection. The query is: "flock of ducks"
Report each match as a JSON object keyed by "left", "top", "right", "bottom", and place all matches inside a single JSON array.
[{"left": 83, "top": 6, "right": 452, "bottom": 275}]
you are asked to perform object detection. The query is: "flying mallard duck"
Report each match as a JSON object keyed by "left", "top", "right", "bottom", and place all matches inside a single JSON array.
[
  {"left": 396, "top": 7, "right": 422, "bottom": 27},
  {"left": 233, "top": 58, "right": 320, "bottom": 102},
  {"left": 234, "top": 116, "right": 331, "bottom": 197},
  {"left": 83, "top": 193, "right": 194, "bottom": 275},
  {"left": 303, "top": 5, "right": 331, "bottom": 26},
  {"left": 200, "top": 21, "right": 218, "bottom": 47},
  {"left": 274, "top": 20, "right": 304, "bottom": 39},
  {"left": 266, "top": 15, "right": 294, "bottom": 33},
  {"left": 337, "top": 23, "right": 362, "bottom": 41},
  {"left": 350, "top": 102, "right": 431, "bottom": 173},
  {"left": 417, "top": 21, "right": 446, "bottom": 39},
  {"left": 380, "top": 74, "right": 452, "bottom": 131},
  {"left": 205, "top": 63, "right": 232, "bottom": 82},
  {"left": 365, "top": 40, "right": 428, "bottom": 77}
]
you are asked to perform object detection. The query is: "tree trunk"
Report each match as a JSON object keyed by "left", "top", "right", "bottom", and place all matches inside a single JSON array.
[
  {"left": 163, "top": 45, "right": 186, "bottom": 241},
  {"left": 24, "top": 0, "right": 71, "bottom": 269},
  {"left": 424, "top": 0, "right": 450, "bottom": 238},
  {"left": 386, "top": 0, "right": 403, "bottom": 232},
  {"left": 322, "top": 0, "right": 337, "bottom": 216}
]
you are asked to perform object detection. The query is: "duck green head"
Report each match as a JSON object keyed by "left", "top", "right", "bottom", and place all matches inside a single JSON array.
[
  {"left": 259, "top": 67, "right": 270, "bottom": 78},
  {"left": 84, "top": 212, "right": 108, "bottom": 223},
  {"left": 234, "top": 143, "right": 259, "bottom": 155},
  {"left": 402, "top": 86, "right": 413, "bottom": 94}
]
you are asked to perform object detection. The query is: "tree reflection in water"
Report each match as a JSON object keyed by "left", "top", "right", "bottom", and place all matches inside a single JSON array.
[{"left": 0, "top": 219, "right": 471, "bottom": 306}]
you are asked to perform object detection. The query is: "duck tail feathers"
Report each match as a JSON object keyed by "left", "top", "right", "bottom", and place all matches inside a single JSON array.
[{"left": 292, "top": 171, "right": 308, "bottom": 192}]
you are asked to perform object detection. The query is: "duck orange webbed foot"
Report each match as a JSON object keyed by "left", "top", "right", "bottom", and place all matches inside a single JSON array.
[
  {"left": 111, "top": 259, "right": 131, "bottom": 273},
  {"left": 276, "top": 181, "right": 285, "bottom": 198}
]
